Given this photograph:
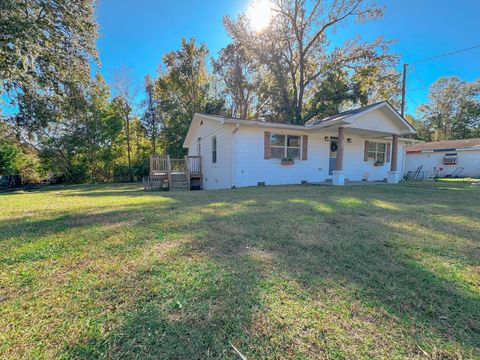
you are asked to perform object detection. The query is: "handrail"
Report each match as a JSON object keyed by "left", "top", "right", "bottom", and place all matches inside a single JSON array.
[
  {"left": 186, "top": 156, "right": 201, "bottom": 175},
  {"left": 184, "top": 156, "right": 191, "bottom": 190},
  {"left": 150, "top": 154, "right": 169, "bottom": 175},
  {"left": 166, "top": 155, "right": 172, "bottom": 187}
]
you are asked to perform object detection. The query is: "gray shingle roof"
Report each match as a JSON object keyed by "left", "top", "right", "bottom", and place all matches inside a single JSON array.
[
  {"left": 305, "top": 102, "right": 386, "bottom": 126},
  {"left": 406, "top": 138, "right": 480, "bottom": 152}
]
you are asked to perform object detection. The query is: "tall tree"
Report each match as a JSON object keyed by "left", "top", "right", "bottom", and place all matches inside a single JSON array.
[
  {"left": 39, "top": 74, "right": 123, "bottom": 183},
  {"left": 1, "top": 0, "right": 98, "bottom": 133},
  {"left": 213, "top": 43, "right": 268, "bottom": 119},
  {"left": 81, "top": 74, "right": 123, "bottom": 182},
  {"left": 224, "top": 0, "right": 397, "bottom": 123},
  {"left": 112, "top": 67, "right": 139, "bottom": 182},
  {"left": 155, "top": 38, "right": 213, "bottom": 157},
  {"left": 417, "top": 77, "right": 480, "bottom": 141},
  {"left": 142, "top": 75, "right": 161, "bottom": 153}
]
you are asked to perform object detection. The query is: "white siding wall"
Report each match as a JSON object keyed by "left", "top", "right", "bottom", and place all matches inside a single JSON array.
[
  {"left": 186, "top": 119, "right": 234, "bottom": 189},
  {"left": 343, "top": 134, "right": 404, "bottom": 182},
  {"left": 405, "top": 150, "right": 480, "bottom": 178},
  {"left": 233, "top": 127, "right": 329, "bottom": 188},
  {"left": 351, "top": 108, "right": 404, "bottom": 134},
  {"left": 232, "top": 127, "right": 404, "bottom": 188}
]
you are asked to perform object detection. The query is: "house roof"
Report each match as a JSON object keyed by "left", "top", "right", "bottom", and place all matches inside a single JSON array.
[
  {"left": 201, "top": 101, "right": 415, "bottom": 131},
  {"left": 305, "top": 102, "right": 385, "bottom": 126},
  {"left": 406, "top": 138, "right": 480, "bottom": 153},
  {"left": 183, "top": 101, "right": 416, "bottom": 147}
]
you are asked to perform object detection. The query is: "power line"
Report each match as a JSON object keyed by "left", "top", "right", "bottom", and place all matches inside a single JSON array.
[
  {"left": 409, "top": 67, "right": 430, "bottom": 92},
  {"left": 407, "top": 94, "right": 419, "bottom": 107},
  {"left": 406, "top": 94, "right": 421, "bottom": 115},
  {"left": 412, "top": 44, "right": 480, "bottom": 65},
  {"left": 400, "top": 44, "right": 480, "bottom": 116},
  {"left": 406, "top": 87, "right": 426, "bottom": 92}
]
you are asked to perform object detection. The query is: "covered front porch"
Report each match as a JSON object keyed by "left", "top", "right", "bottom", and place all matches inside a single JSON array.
[{"left": 325, "top": 126, "right": 401, "bottom": 185}]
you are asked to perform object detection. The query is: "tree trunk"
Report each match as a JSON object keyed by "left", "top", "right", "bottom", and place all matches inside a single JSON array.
[
  {"left": 297, "top": 49, "right": 305, "bottom": 124},
  {"left": 125, "top": 114, "right": 133, "bottom": 182},
  {"left": 151, "top": 130, "right": 156, "bottom": 154}
]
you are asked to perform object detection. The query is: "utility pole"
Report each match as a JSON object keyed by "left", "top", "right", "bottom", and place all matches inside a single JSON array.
[{"left": 401, "top": 63, "right": 408, "bottom": 117}]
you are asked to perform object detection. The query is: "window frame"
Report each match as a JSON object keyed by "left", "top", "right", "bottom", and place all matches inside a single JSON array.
[
  {"left": 211, "top": 135, "right": 217, "bottom": 164},
  {"left": 367, "top": 142, "right": 387, "bottom": 164},
  {"left": 269, "top": 133, "right": 302, "bottom": 160}
]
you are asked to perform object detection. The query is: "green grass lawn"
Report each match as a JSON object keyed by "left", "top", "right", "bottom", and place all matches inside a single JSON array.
[{"left": 1, "top": 182, "right": 479, "bottom": 359}]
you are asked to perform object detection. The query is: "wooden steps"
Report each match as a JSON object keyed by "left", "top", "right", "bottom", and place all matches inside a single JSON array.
[{"left": 170, "top": 172, "right": 189, "bottom": 190}]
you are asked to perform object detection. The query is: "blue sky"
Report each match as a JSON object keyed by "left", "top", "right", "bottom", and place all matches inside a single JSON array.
[{"left": 97, "top": 0, "right": 478, "bottom": 115}]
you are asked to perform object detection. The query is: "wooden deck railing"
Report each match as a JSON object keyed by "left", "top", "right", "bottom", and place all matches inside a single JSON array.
[
  {"left": 149, "top": 154, "right": 202, "bottom": 190},
  {"left": 150, "top": 155, "right": 169, "bottom": 176},
  {"left": 186, "top": 156, "right": 201, "bottom": 175}
]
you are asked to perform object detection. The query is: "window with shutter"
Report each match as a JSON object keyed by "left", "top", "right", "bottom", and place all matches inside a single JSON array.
[
  {"left": 268, "top": 133, "right": 301, "bottom": 159},
  {"left": 364, "top": 141, "right": 369, "bottom": 161},
  {"left": 264, "top": 132, "right": 270, "bottom": 159},
  {"left": 302, "top": 135, "right": 308, "bottom": 160}
]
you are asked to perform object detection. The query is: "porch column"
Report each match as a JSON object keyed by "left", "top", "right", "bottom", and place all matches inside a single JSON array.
[
  {"left": 388, "top": 134, "right": 399, "bottom": 184},
  {"left": 336, "top": 127, "right": 345, "bottom": 171},
  {"left": 332, "top": 127, "right": 345, "bottom": 185}
]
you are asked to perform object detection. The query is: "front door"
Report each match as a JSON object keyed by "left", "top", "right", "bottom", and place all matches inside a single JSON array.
[{"left": 329, "top": 137, "right": 338, "bottom": 175}]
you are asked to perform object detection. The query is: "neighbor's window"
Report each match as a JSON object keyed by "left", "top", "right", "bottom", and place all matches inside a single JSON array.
[
  {"left": 367, "top": 142, "right": 386, "bottom": 163},
  {"left": 212, "top": 135, "right": 217, "bottom": 164},
  {"left": 270, "top": 134, "right": 301, "bottom": 159}
]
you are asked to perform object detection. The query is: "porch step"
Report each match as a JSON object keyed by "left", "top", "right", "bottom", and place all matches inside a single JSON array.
[
  {"left": 171, "top": 172, "right": 187, "bottom": 179},
  {"left": 171, "top": 181, "right": 188, "bottom": 187},
  {"left": 169, "top": 172, "right": 189, "bottom": 190}
]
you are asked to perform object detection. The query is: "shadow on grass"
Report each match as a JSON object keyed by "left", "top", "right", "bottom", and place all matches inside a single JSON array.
[
  {"left": 0, "top": 200, "right": 177, "bottom": 261},
  {"left": 0, "top": 183, "right": 145, "bottom": 196},
  {"left": 2, "top": 184, "right": 479, "bottom": 358},
  {"left": 176, "top": 192, "right": 480, "bottom": 355},
  {"left": 66, "top": 249, "right": 263, "bottom": 359}
]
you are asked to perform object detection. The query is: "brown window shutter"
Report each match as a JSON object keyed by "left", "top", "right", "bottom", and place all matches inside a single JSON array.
[
  {"left": 302, "top": 135, "right": 308, "bottom": 160},
  {"left": 364, "top": 140, "right": 369, "bottom": 161},
  {"left": 386, "top": 143, "right": 391, "bottom": 162},
  {"left": 264, "top": 132, "right": 271, "bottom": 159}
]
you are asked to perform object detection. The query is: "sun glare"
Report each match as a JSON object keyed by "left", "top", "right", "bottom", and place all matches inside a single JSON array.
[{"left": 247, "top": 0, "right": 273, "bottom": 33}]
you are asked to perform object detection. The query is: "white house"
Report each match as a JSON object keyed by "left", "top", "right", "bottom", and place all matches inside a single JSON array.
[
  {"left": 405, "top": 138, "right": 480, "bottom": 178},
  {"left": 182, "top": 101, "right": 416, "bottom": 189}
]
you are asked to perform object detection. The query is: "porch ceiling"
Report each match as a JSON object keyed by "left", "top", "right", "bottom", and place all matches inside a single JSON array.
[
  {"left": 309, "top": 125, "right": 398, "bottom": 138},
  {"left": 343, "top": 127, "right": 398, "bottom": 138}
]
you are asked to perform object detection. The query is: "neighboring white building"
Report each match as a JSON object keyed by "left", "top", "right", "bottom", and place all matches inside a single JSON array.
[
  {"left": 405, "top": 138, "right": 480, "bottom": 178},
  {"left": 182, "top": 101, "right": 416, "bottom": 189}
]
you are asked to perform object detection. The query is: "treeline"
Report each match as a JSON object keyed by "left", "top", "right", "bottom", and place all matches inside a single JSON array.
[
  {"left": 1, "top": 0, "right": 478, "bottom": 186},
  {"left": 412, "top": 77, "right": 480, "bottom": 142}
]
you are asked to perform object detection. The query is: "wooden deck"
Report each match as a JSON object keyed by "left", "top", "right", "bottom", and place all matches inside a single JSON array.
[{"left": 144, "top": 155, "right": 202, "bottom": 191}]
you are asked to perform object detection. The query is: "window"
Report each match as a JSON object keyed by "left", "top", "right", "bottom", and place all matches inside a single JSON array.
[
  {"left": 367, "top": 142, "right": 387, "bottom": 163},
  {"left": 212, "top": 136, "right": 217, "bottom": 164},
  {"left": 270, "top": 134, "right": 285, "bottom": 159},
  {"left": 270, "top": 134, "right": 301, "bottom": 159},
  {"left": 287, "top": 135, "right": 301, "bottom": 159}
]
